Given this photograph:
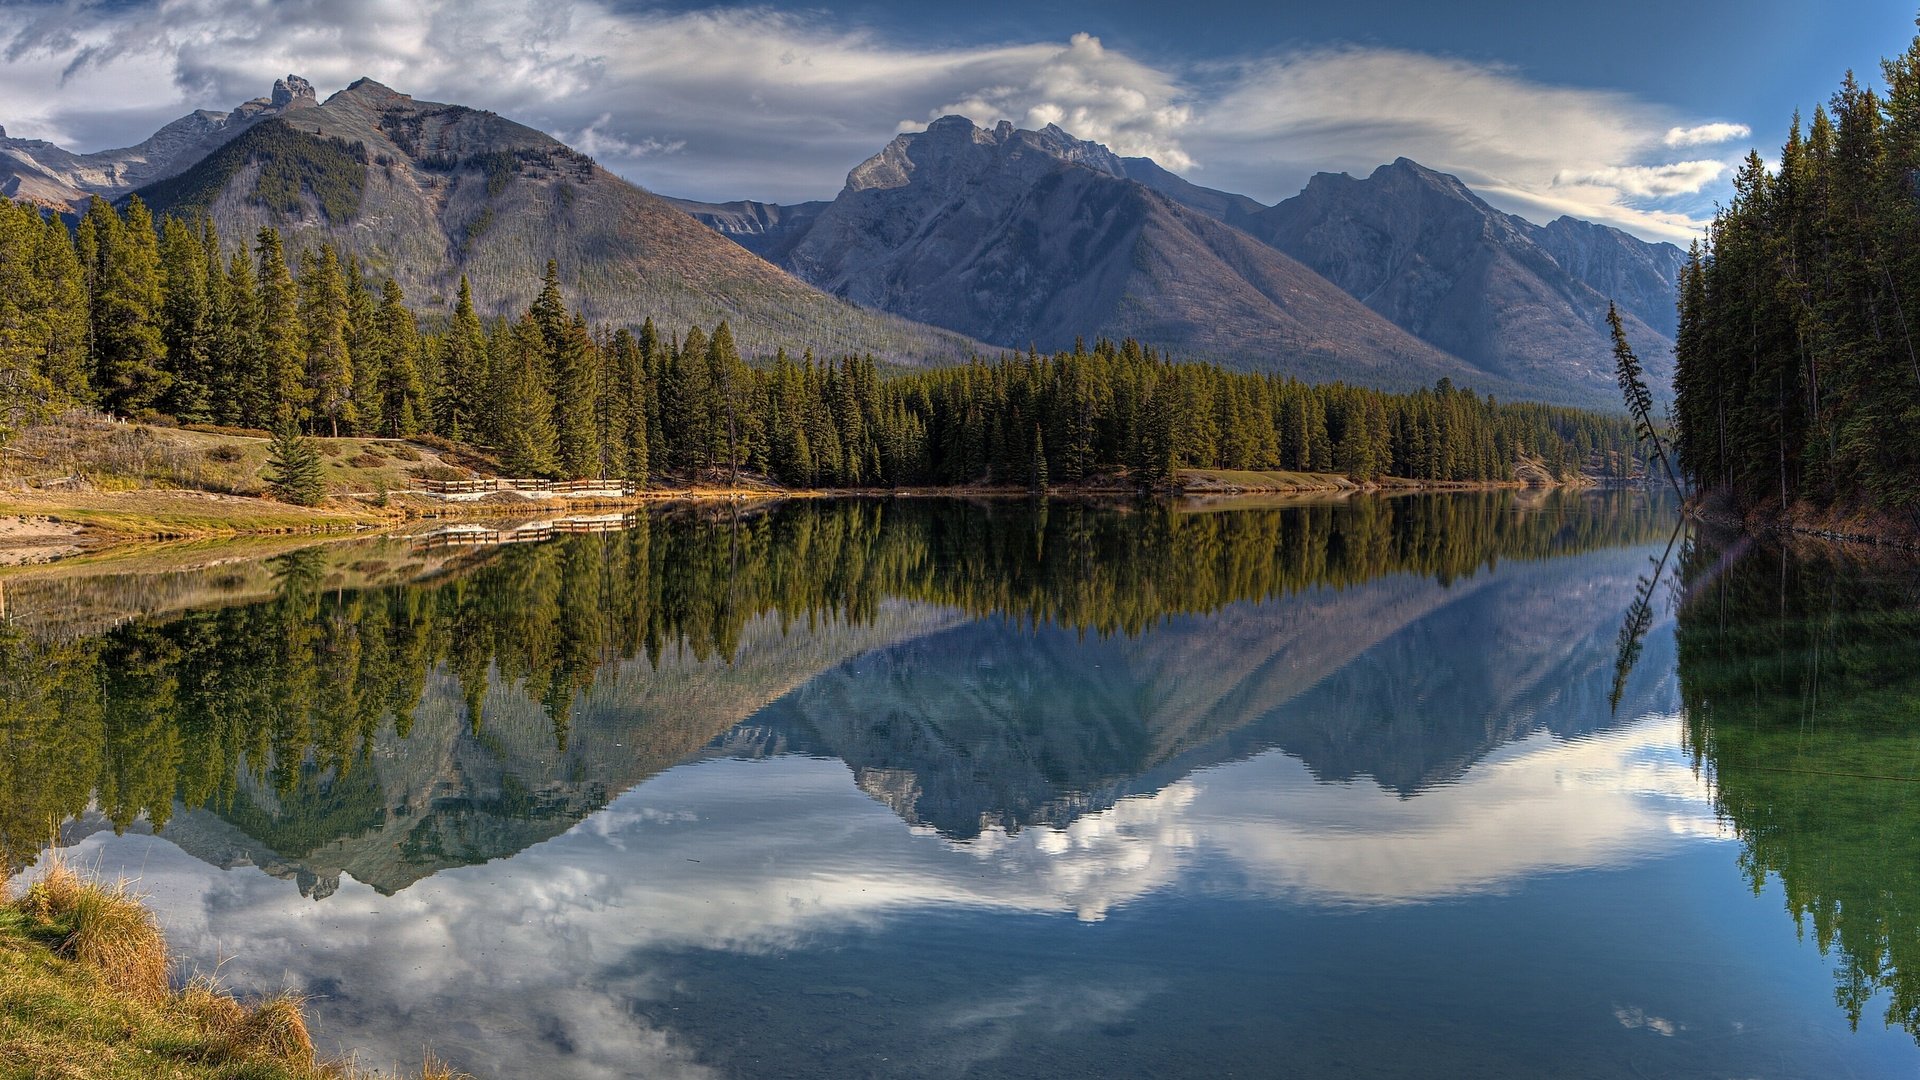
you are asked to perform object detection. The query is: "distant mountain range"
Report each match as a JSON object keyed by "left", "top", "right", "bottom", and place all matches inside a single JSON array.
[
  {"left": 2, "top": 76, "right": 1686, "bottom": 407},
  {"left": 676, "top": 118, "right": 1686, "bottom": 407}
]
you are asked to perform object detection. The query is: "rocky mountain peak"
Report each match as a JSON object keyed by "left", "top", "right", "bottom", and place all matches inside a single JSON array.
[
  {"left": 844, "top": 114, "right": 1130, "bottom": 194},
  {"left": 271, "top": 75, "right": 317, "bottom": 109}
]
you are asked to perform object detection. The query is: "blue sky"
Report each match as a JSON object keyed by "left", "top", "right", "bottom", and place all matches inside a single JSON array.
[{"left": 3, "top": 0, "right": 1916, "bottom": 241}]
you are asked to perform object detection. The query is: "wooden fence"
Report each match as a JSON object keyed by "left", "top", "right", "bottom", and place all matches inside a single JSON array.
[
  {"left": 419, "top": 477, "right": 637, "bottom": 496},
  {"left": 412, "top": 516, "right": 634, "bottom": 550}
]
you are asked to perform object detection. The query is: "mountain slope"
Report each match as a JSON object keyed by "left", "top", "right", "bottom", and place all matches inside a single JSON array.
[
  {"left": 1241, "top": 159, "right": 1679, "bottom": 404},
  {"left": 0, "top": 76, "right": 317, "bottom": 208},
  {"left": 98, "top": 78, "right": 978, "bottom": 361},
  {"left": 1526, "top": 215, "right": 1688, "bottom": 339},
  {"left": 685, "top": 116, "right": 1510, "bottom": 394}
]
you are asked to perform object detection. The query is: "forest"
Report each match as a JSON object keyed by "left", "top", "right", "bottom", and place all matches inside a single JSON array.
[
  {"left": 1673, "top": 26, "right": 1920, "bottom": 518},
  {"left": 0, "top": 195, "right": 1641, "bottom": 490}
]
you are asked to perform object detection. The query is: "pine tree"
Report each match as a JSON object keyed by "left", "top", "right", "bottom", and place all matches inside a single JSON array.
[
  {"left": 93, "top": 196, "right": 170, "bottom": 416},
  {"left": 375, "top": 279, "right": 425, "bottom": 437},
  {"left": 497, "top": 315, "right": 559, "bottom": 477},
  {"left": 553, "top": 311, "right": 600, "bottom": 478},
  {"left": 437, "top": 276, "right": 488, "bottom": 441},
  {"left": 254, "top": 228, "right": 307, "bottom": 426},
  {"left": 32, "top": 208, "right": 90, "bottom": 406},
  {"left": 210, "top": 249, "right": 261, "bottom": 426},
  {"left": 611, "top": 327, "right": 650, "bottom": 484},
  {"left": 264, "top": 412, "right": 326, "bottom": 505},
  {"left": 299, "top": 245, "right": 354, "bottom": 436},
  {"left": 157, "top": 216, "right": 213, "bottom": 422}
]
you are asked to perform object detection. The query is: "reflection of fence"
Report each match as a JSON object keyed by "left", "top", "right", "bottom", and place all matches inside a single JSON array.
[
  {"left": 412, "top": 516, "right": 632, "bottom": 551},
  {"left": 419, "top": 477, "right": 636, "bottom": 496}
]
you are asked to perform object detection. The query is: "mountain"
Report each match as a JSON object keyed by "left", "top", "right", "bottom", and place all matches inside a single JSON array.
[
  {"left": 1241, "top": 159, "right": 1683, "bottom": 404},
  {"left": 5, "top": 77, "right": 977, "bottom": 362},
  {"left": 664, "top": 196, "right": 828, "bottom": 259},
  {"left": 0, "top": 76, "right": 317, "bottom": 207},
  {"left": 678, "top": 115, "right": 1508, "bottom": 394},
  {"left": 1117, "top": 155, "right": 1265, "bottom": 227},
  {"left": 1526, "top": 215, "right": 1689, "bottom": 339}
]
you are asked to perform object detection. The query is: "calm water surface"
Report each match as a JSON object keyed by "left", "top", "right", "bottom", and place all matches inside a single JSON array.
[{"left": 7, "top": 493, "right": 1920, "bottom": 1078}]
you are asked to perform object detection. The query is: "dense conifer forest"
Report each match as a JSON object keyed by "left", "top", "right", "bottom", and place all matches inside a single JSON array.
[
  {"left": 0, "top": 196, "right": 1640, "bottom": 489},
  {"left": 1673, "top": 27, "right": 1920, "bottom": 518}
]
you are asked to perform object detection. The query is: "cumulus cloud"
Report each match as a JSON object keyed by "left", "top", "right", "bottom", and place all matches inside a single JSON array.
[
  {"left": 926, "top": 32, "right": 1196, "bottom": 170},
  {"left": 1664, "top": 122, "right": 1752, "bottom": 148},
  {"left": 0, "top": 1, "right": 1745, "bottom": 239}
]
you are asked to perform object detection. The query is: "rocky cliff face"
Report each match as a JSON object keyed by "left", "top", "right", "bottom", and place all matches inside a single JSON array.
[
  {"left": 1244, "top": 159, "right": 1678, "bottom": 405},
  {"left": 1527, "top": 215, "right": 1687, "bottom": 340},
  {"left": 663, "top": 196, "right": 828, "bottom": 258},
  {"left": 113, "top": 78, "right": 975, "bottom": 360}
]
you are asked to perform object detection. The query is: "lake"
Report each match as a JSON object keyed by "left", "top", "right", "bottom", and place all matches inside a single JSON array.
[{"left": 7, "top": 493, "right": 1920, "bottom": 1078}]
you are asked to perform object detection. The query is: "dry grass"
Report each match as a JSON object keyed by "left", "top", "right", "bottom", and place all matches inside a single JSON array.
[
  {"left": 17, "top": 864, "right": 168, "bottom": 1002},
  {"left": 0, "top": 489, "right": 385, "bottom": 541},
  {"left": 0, "top": 857, "right": 473, "bottom": 1080},
  {"left": 5, "top": 412, "right": 486, "bottom": 501}
]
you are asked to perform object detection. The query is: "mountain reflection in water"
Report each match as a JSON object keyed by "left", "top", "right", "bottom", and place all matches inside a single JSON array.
[{"left": 11, "top": 494, "right": 1920, "bottom": 1078}]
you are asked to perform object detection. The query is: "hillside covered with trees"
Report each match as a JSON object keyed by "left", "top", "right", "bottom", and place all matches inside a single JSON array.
[
  {"left": 0, "top": 196, "right": 1640, "bottom": 491},
  {"left": 1673, "top": 25, "right": 1920, "bottom": 523}
]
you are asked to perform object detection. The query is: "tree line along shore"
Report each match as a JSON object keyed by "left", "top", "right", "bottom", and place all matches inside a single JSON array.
[
  {"left": 0, "top": 195, "right": 1643, "bottom": 518},
  {"left": 1673, "top": 26, "right": 1920, "bottom": 545}
]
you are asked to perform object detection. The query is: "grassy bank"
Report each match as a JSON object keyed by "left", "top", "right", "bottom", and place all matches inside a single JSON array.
[{"left": 0, "top": 862, "right": 464, "bottom": 1080}]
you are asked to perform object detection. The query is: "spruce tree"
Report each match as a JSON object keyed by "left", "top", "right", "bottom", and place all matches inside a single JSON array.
[
  {"left": 157, "top": 216, "right": 212, "bottom": 422},
  {"left": 33, "top": 208, "right": 90, "bottom": 406},
  {"left": 438, "top": 276, "right": 488, "bottom": 441},
  {"left": 94, "top": 196, "right": 170, "bottom": 416},
  {"left": 375, "top": 279, "right": 425, "bottom": 437},
  {"left": 254, "top": 228, "right": 307, "bottom": 426},
  {"left": 497, "top": 315, "right": 559, "bottom": 477},
  {"left": 553, "top": 312, "right": 599, "bottom": 478},
  {"left": 299, "top": 245, "right": 354, "bottom": 436},
  {"left": 264, "top": 411, "right": 326, "bottom": 505}
]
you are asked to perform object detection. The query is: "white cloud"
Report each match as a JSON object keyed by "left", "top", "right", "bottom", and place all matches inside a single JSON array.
[
  {"left": 0, "top": 2, "right": 1743, "bottom": 239},
  {"left": 1553, "top": 161, "right": 1728, "bottom": 198},
  {"left": 561, "top": 114, "right": 685, "bottom": 164},
  {"left": 926, "top": 32, "right": 1196, "bottom": 170},
  {"left": 1181, "top": 46, "right": 1727, "bottom": 241},
  {"left": 1663, "top": 122, "right": 1752, "bottom": 148}
]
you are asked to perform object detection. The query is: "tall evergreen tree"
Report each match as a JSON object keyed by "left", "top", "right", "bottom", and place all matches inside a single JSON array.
[
  {"left": 254, "top": 228, "right": 307, "bottom": 426},
  {"left": 93, "top": 196, "right": 170, "bottom": 415},
  {"left": 299, "top": 245, "right": 355, "bottom": 436}
]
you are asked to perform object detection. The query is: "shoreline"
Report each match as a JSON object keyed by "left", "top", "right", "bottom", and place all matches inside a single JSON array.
[
  {"left": 0, "top": 473, "right": 1613, "bottom": 566},
  {"left": 1689, "top": 491, "right": 1920, "bottom": 553}
]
